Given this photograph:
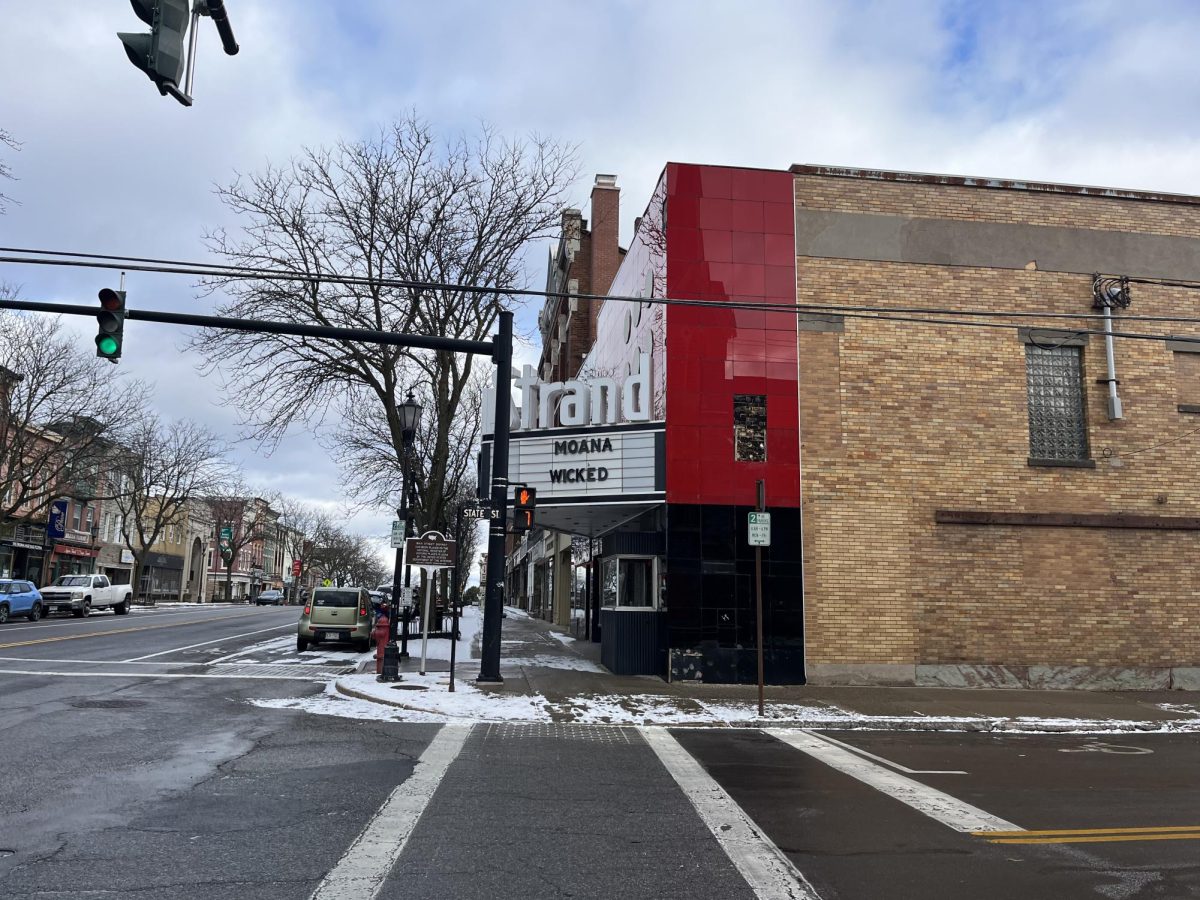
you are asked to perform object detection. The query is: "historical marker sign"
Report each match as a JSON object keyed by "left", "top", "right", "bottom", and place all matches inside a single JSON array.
[{"left": 406, "top": 531, "right": 458, "bottom": 569}]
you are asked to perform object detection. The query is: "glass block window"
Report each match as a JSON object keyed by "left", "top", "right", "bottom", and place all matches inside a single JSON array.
[
  {"left": 1026, "top": 345, "right": 1089, "bottom": 460},
  {"left": 734, "top": 394, "right": 767, "bottom": 462}
]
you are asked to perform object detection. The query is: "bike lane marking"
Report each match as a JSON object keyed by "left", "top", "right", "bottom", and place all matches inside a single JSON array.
[
  {"left": 641, "top": 726, "right": 822, "bottom": 900},
  {"left": 766, "top": 729, "right": 1020, "bottom": 833},
  {"left": 309, "top": 724, "right": 473, "bottom": 900}
]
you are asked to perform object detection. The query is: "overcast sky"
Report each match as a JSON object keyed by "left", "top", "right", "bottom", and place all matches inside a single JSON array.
[{"left": 3, "top": 0, "right": 1199, "bottom": 555}]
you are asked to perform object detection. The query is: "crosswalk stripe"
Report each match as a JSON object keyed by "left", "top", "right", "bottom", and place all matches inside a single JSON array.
[
  {"left": 309, "top": 724, "right": 473, "bottom": 900},
  {"left": 641, "top": 727, "right": 823, "bottom": 900},
  {"left": 766, "top": 729, "right": 1020, "bottom": 834}
]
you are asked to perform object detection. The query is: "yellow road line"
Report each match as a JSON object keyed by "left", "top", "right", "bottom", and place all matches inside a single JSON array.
[
  {"left": 0, "top": 612, "right": 263, "bottom": 649},
  {"left": 974, "top": 830, "right": 1200, "bottom": 844},
  {"left": 985, "top": 833, "right": 1200, "bottom": 845}
]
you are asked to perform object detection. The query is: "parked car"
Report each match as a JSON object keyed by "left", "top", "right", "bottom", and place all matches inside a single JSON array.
[
  {"left": 297, "top": 586, "right": 372, "bottom": 652},
  {"left": 255, "top": 589, "right": 285, "bottom": 606},
  {"left": 0, "top": 579, "right": 44, "bottom": 623},
  {"left": 39, "top": 574, "right": 134, "bottom": 617}
]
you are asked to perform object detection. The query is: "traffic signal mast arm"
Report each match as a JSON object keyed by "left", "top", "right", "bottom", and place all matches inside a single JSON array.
[{"left": 0, "top": 296, "right": 495, "bottom": 357}]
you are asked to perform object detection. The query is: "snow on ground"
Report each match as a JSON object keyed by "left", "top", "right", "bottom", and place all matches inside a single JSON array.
[
  {"left": 251, "top": 676, "right": 1200, "bottom": 732},
  {"left": 253, "top": 673, "right": 552, "bottom": 723},
  {"left": 414, "top": 605, "right": 481, "bottom": 662},
  {"left": 503, "top": 606, "right": 531, "bottom": 620},
  {"left": 499, "top": 655, "right": 604, "bottom": 673},
  {"left": 547, "top": 631, "right": 575, "bottom": 645}
]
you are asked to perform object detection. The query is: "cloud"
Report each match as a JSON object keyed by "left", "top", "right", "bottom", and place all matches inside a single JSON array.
[{"left": 4, "top": 0, "right": 1200, "bottom": 562}]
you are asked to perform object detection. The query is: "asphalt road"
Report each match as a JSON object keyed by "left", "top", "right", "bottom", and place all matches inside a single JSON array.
[{"left": 0, "top": 605, "right": 1196, "bottom": 899}]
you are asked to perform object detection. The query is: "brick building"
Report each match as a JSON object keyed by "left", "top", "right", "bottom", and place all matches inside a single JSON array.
[
  {"left": 506, "top": 176, "right": 625, "bottom": 627},
  {"left": 486, "top": 161, "right": 1200, "bottom": 688}
]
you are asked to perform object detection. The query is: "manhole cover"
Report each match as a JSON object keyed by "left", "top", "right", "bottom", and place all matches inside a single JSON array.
[
  {"left": 390, "top": 685, "right": 428, "bottom": 691},
  {"left": 70, "top": 699, "right": 146, "bottom": 709}
]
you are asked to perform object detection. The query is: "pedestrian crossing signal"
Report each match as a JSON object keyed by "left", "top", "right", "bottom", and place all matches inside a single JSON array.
[{"left": 512, "top": 487, "right": 536, "bottom": 533}]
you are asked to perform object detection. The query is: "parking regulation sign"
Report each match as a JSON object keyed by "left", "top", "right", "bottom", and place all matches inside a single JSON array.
[{"left": 747, "top": 512, "right": 771, "bottom": 547}]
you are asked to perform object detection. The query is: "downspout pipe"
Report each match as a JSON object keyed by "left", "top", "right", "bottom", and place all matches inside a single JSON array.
[
  {"left": 1093, "top": 275, "right": 1130, "bottom": 421},
  {"left": 1102, "top": 303, "right": 1123, "bottom": 420}
]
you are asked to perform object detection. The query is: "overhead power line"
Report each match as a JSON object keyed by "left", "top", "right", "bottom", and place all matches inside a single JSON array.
[{"left": 2, "top": 247, "right": 1200, "bottom": 347}]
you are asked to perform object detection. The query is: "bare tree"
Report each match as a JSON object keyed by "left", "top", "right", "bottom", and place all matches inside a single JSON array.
[
  {"left": 0, "top": 311, "right": 148, "bottom": 524},
  {"left": 108, "top": 416, "right": 231, "bottom": 601},
  {"left": 205, "top": 483, "right": 275, "bottom": 603},
  {"left": 0, "top": 127, "right": 18, "bottom": 214},
  {"left": 192, "top": 114, "right": 577, "bottom": 533},
  {"left": 275, "top": 497, "right": 334, "bottom": 602}
]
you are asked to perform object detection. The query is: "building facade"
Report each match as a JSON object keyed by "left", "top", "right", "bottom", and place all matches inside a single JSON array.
[
  {"left": 487, "top": 161, "right": 1200, "bottom": 689},
  {"left": 505, "top": 175, "right": 625, "bottom": 627}
]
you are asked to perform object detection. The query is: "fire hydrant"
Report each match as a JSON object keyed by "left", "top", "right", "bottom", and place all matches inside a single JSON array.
[{"left": 373, "top": 613, "right": 390, "bottom": 675}]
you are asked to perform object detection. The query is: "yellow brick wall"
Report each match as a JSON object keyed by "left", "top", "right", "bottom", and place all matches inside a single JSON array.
[
  {"left": 795, "top": 174, "right": 1200, "bottom": 236},
  {"left": 794, "top": 176, "right": 1200, "bottom": 669}
]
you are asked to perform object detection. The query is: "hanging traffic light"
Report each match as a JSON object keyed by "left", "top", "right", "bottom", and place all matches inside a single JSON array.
[
  {"left": 512, "top": 486, "right": 536, "bottom": 533},
  {"left": 96, "top": 288, "right": 126, "bottom": 363},
  {"left": 118, "top": 0, "right": 190, "bottom": 100}
]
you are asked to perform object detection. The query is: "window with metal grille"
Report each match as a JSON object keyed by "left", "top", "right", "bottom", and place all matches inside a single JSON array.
[
  {"left": 1026, "top": 344, "right": 1089, "bottom": 461},
  {"left": 734, "top": 394, "right": 767, "bottom": 462}
]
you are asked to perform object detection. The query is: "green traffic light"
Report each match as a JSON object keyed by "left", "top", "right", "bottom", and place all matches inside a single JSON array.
[{"left": 97, "top": 335, "right": 120, "bottom": 356}]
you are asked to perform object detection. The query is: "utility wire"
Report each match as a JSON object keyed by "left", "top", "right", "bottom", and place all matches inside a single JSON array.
[
  {"left": 3, "top": 248, "right": 1200, "bottom": 347},
  {"left": 7, "top": 245, "right": 1200, "bottom": 325}
]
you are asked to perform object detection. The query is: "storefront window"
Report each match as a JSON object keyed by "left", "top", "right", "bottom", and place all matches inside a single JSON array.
[
  {"left": 601, "top": 556, "right": 657, "bottom": 608},
  {"left": 602, "top": 558, "right": 618, "bottom": 606}
]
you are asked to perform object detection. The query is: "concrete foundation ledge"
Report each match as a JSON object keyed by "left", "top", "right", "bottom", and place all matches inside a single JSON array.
[
  {"left": 804, "top": 664, "right": 917, "bottom": 686},
  {"left": 811, "top": 663, "right": 1200, "bottom": 691}
]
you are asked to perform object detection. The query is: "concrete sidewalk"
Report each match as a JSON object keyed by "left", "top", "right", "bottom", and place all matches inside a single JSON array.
[{"left": 343, "top": 605, "right": 1200, "bottom": 732}]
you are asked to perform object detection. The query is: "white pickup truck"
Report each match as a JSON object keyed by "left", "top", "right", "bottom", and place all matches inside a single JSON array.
[{"left": 39, "top": 574, "right": 134, "bottom": 617}]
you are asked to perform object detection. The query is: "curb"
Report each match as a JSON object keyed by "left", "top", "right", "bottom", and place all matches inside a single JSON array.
[{"left": 331, "top": 679, "right": 1200, "bottom": 733}]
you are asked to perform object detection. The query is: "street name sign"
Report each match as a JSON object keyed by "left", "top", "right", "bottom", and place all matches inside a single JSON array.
[
  {"left": 748, "top": 512, "right": 771, "bottom": 547},
  {"left": 463, "top": 505, "right": 501, "bottom": 521},
  {"left": 405, "top": 531, "right": 458, "bottom": 569}
]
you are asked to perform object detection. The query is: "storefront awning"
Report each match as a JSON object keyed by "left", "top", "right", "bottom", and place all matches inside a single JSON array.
[{"left": 530, "top": 500, "right": 662, "bottom": 538}]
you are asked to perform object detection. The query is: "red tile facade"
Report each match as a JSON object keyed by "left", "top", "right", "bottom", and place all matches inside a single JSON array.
[{"left": 663, "top": 163, "right": 800, "bottom": 507}]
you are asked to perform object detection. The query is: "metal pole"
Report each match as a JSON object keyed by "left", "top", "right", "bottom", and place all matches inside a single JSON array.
[
  {"left": 755, "top": 479, "right": 766, "bottom": 718},
  {"left": 401, "top": 487, "right": 414, "bottom": 658},
  {"left": 478, "top": 311, "right": 513, "bottom": 683},
  {"left": 419, "top": 570, "right": 432, "bottom": 676},
  {"left": 184, "top": 3, "right": 201, "bottom": 98},
  {"left": 449, "top": 506, "right": 462, "bottom": 692}
]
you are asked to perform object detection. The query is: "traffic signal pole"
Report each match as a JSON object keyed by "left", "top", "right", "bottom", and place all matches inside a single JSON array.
[{"left": 478, "top": 310, "right": 513, "bottom": 684}]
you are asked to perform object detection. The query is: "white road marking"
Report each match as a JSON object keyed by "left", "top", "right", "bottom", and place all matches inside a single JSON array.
[
  {"left": 208, "top": 635, "right": 295, "bottom": 664},
  {"left": 0, "top": 656, "right": 195, "bottom": 666},
  {"left": 0, "top": 608, "right": 251, "bottom": 633},
  {"left": 123, "top": 623, "right": 296, "bottom": 661},
  {"left": 809, "top": 730, "right": 968, "bottom": 775},
  {"left": 309, "top": 724, "right": 472, "bottom": 900},
  {"left": 0, "top": 667, "right": 324, "bottom": 681},
  {"left": 768, "top": 729, "right": 1020, "bottom": 833},
  {"left": 640, "top": 727, "right": 822, "bottom": 900}
]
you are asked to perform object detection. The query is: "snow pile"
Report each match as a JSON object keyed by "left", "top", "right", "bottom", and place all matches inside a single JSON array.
[
  {"left": 253, "top": 679, "right": 1200, "bottom": 733},
  {"left": 254, "top": 673, "right": 551, "bottom": 723}
]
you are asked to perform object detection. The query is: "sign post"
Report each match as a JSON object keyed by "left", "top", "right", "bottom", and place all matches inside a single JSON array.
[
  {"left": 405, "top": 531, "right": 458, "bottom": 683},
  {"left": 748, "top": 488, "right": 771, "bottom": 717}
]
